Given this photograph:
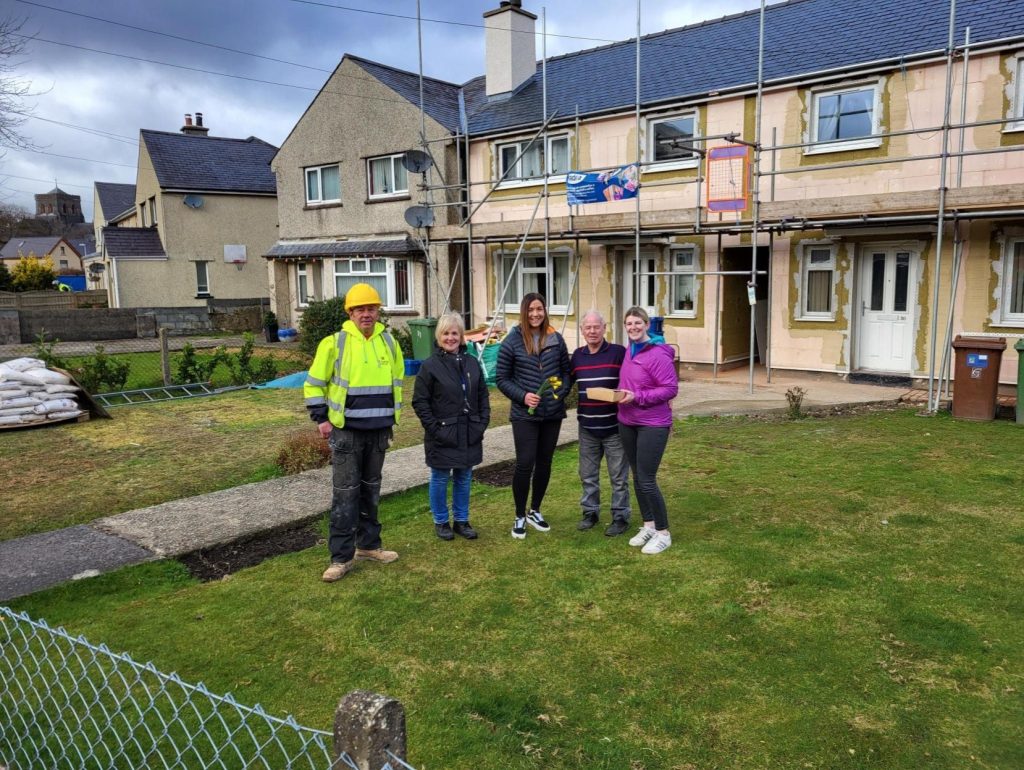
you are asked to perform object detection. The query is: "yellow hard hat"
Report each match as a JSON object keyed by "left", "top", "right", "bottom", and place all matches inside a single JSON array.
[{"left": 344, "top": 282, "right": 383, "bottom": 311}]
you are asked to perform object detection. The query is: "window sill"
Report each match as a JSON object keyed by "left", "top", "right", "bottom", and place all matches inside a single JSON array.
[
  {"left": 1002, "top": 123, "right": 1024, "bottom": 134},
  {"left": 804, "top": 138, "right": 882, "bottom": 155},
  {"left": 667, "top": 312, "right": 697, "bottom": 320},
  {"left": 386, "top": 308, "right": 418, "bottom": 316},
  {"left": 795, "top": 315, "right": 837, "bottom": 322},
  {"left": 195, "top": 293, "right": 212, "bottom": 299},
  {"left": 646, "top": 159, "right": 699, "bottom": 173},
  {"left": 303, "top": 202, "right": 343, "bottom": 211},
  {"left": 365, "top": 194, "right": 411, "bottom": 204},
  {"left": 991, "top": 319, "right": 1024, "bottom": 328},
  {"left": 496, "top": 174, "right": 567, "bottom": 190}
]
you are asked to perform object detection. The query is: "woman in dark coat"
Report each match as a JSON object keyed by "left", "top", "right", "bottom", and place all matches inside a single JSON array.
[
  {"left": 496, "top": 292, "right": 571, "bottom": 539},
  {"left": 412, "top": 313, "right": 491, "bottom": 540}
]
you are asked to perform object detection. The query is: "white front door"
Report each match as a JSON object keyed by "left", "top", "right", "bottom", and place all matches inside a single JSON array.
[
  {"left": 621, "top": 250, "right": 658, "bottom": 316},
  {"left": 857, "top": 248, "right": 916, "bottom": 372}
]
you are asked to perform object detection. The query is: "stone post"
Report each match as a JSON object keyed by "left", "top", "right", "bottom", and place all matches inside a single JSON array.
[
  {"left": 159, "top": 326, "right": 172, "bottom": 385},
  {"left": 333, "top": 690, "right": 406, "bottom": 770}
]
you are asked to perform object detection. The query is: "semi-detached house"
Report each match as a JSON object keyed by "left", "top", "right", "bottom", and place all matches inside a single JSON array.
[{"left": 271, "top": 0, "right": 1024, "bottom": 387}]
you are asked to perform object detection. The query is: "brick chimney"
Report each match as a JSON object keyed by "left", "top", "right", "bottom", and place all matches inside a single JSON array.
[
  {"left": 483, "top": 0, "right": 537, "bottom": 99},
  {"left": 181, "top": 112, "right": 210, "bottom": 136}
]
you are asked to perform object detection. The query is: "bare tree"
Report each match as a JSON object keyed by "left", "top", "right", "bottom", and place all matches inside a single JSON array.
[{"left": 0, "top": 15, "right": 34, "bottom": 150}]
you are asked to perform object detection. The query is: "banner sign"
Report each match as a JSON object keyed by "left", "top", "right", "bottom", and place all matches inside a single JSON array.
[{"left": 566, "top": 164, "right": 639, "bottom": 205}]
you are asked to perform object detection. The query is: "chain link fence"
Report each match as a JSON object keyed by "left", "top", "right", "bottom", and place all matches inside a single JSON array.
[
  {"left": 0, "top": 607, "right": 414, "bottom": 770},
  {"left": 0, "top": 332, "right": 310, "bottom": 398}
]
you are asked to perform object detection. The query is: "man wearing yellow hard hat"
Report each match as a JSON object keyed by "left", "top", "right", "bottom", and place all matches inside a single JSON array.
[{"left": 304, "top": 282, "right": 405, "bottom": 582}]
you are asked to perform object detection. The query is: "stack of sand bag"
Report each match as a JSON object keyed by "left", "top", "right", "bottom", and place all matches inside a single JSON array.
[{"left": 0, "top": 357, "right": 84, "bottom": 428}]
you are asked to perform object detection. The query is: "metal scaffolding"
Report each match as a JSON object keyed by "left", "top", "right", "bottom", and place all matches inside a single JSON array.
[{"left": 406, "top": 0, "right": 1024, "bottom": 409}]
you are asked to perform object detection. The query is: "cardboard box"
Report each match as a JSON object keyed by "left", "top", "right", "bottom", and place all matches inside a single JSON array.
[{"left": 586, "top": 387, "right": 625, "bottom": 402}]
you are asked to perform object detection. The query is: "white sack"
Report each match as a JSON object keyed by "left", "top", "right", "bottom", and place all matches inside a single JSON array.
[
  {"left": 44, "top": 383, "right": 80, "bottom": 394},
  {"left": 46, "top": 410, "right": 83, "bottom": 420},
  {"left": 0, "top": 406, "right": 35, "bottom": 416},
  {"left": 23, "top": 368, "right": 71, "bottom": 386},
  {"left": 0, "top": 396, "right": 42, "bottom": 409},
  {"left": 32, "top": 398, "right": 79, "bottom": 415},
  {"left": 0, "top": 367, "right": 46, "bottom": 386},
  {"left": 0, "top": 380, "right": 24, "bottom": 391},
  {"left": 0, "top": 413, "right": 46, "bottom": 425},
  {"left": 0, "top": 357, "right": 45, "bottom": 372}
]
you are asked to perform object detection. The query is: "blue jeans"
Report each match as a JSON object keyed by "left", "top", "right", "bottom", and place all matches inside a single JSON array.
[{"left": 429, "top": 467, "right": 472, "bottom": 524}]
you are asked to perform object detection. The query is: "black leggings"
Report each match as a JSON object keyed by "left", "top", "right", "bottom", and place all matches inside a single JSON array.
[
  {"left": 619, "top": 424, "right": 670, "bottom": 531},
  {"left": 511, "top": 419, "right": 562, "bottom": 517}
]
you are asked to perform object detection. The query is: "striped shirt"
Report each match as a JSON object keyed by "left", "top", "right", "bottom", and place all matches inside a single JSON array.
[{"left": 570, "top": 340, "right": 626, "bottom": 437}]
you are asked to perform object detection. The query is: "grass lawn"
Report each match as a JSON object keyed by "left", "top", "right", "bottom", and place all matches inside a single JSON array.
[
  {"left": 8, "top": 409, "right": 1023, "bottom": 769},
  {"left": 0, "top": 378, "right": 512, "bottom": 542}
]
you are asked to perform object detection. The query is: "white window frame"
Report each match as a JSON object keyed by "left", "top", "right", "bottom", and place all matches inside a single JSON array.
[
  {"left": 195, "top": 261, "right": 210, "bottom": 297},
  {"left": 647, "top": 112, "right": 700, "bottom": 171},
  {"left": 149, "top": 196, "right": 158, "bottom": 225},
  {"left": 296, "top": 262, "right": 309, "bottom": 307},
  {"left": 139, "top": 201, "right": 147, "bottom": 227},
  {"left": 999, "top": 237, "right": 1024, "bottom": 325},
  {"left": 667, "top": 247, "right": 698, "bottom": 318},
  {"left": 366, "top": 154, "right": 409, "bottom": 199},
  {"left": 496, "top": 134, "right": 570, "bottom": 188},
  {"left": 798, "top": 243, "right": 837, "bottom": 320},
  {"left": 1007, "top": 55, "right": 1024, "bottom": 133},
  {"left": 332, "top": 257, "right": 412, "bottom": 311},
  {"left": 496, "top": 249, "right": 573, "bottom": 314},
  {"left": 807, "top": 80, "right": 883, "bottom": 154},
  {"left": 305, "top": 163, "right": 341, "bottom": 205}
]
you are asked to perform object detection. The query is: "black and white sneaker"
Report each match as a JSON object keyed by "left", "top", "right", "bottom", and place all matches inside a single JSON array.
[
  {"left": 511, "top": 516, "right": 527, "bottom": 539},
  {"left": 526, "top": 509, "right": 550, "bottom": 532}
]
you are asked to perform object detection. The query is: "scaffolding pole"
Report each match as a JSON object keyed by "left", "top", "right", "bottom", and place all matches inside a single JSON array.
[{"left": 748, "top": 0, "right": 767, "bottom": 394}]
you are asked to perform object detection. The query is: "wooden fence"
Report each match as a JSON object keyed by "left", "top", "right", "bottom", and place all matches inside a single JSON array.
[{"left": 0, "top": 290, "right": 107, "bottom": 310}]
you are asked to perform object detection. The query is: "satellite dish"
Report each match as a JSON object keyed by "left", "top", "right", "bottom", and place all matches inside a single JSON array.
[
  {"left": 88, "top": 262, "right": 105, "bottom": 273},
  {"left": 401, "top": 150, "right": 433, "bottom": 174},
  {"left": 183, "top": 194, "right": 205, "bottom": 209},
  {"left": 404, "top": 205, "right": 435, "bottom": 228}
]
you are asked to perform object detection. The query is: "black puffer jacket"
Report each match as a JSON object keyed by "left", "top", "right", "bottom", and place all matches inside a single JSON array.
[
  {"left": 496, "top": 324, "right": 571, "bottom": 422},
  {"left": 412, "top": 346, "right": 490, "bottom": 469}
]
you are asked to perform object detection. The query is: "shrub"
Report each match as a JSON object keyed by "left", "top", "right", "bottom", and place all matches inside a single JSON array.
[
  {"left": 276, "top": 430, "right": 331, "bottom": 475},
  {"left": 391, "top": 324, "right": 414, "bottom": 359},
  {"left": 175, "top": 343, "right": 227, "bottom": 384},
  {"left": 11, "top": 253, "right": 56, "bottom": 292},
  {"left": 225, "top": 332, "right": 280, "bottom": 385},
  {"left": 32, "top": 331, "right": 69, "bottom": 370},
  {"left": 0, "top": 262, "right": 11, "bottom": 291},
  {"left": 75, "top": 346, "right": 131, "bottom": 394}
]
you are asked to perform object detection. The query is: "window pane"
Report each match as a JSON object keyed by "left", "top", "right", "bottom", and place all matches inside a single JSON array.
[
  {"left": 336, "top": 275, "right": 359, "bottom": 300},
  {"left": 393, "top": 159, "right": 408, "bottom": 193},
  {"left": 394, "top": 259, "right": 410, "bottom": 306},
  {"left": 870, "top": 253, "right": 885, "bottom": 311},
  {"left": 653, "top": 116, "right": 695, "bottom": 161},
  {"left": 364, "top": 275, "right": 387, "bottom": 301},
  {"left": 548, "top": 137, "right": 569, "bottom": 174},
  {"left": 522, "top": 269, "right": 544, "bottom": 297},
  {"left": 837, "top": 90, "right": 873, "bottom": 139},
  {"left": 673, "top": 274, "right": 694, "bottom": 312},
  {"left": 500, "top": 255, "right": 518, "bottom": 305},
  {"left": 369, "top": 258, "right": 386, "bottom": 273},
  {"left": 551, "top": 254, "right": 569, "bottom": 306},
  {"left": 321, "top": 165, "right": 340, "bottom": 201},
  {"left": 520, "top": 143, "right": 542, "bottom": 178},
  {"left": 809, "top": 248, "right": 832, "bottom": 265},
  {"left": 297, "top": 263, "right": 308, "bottom": 304},
  {"left": 369, "top": 157, "right": 390, "bottom": 195},
  {"left": 335, "top": 260, "right": 350, "bottom": 274},
  {"left": 674, "top": 250, "right": 694, "bottom": 269},
  {"left": 501, "top": 146, "right": 519, "bottom": 178},
  {"left": 306, "top": 169, "right": 319, "bottom": 201},
  {"left": 1011, "top": 242, "right": 1024, "bottom": 314},
  {"left": 806, "top": 270, "right": 832, "bottom": 314},
  {"left": 351, "top": 259, "right": 367, "bottom": 273},
  {"left": 894, "top": 253, "right": 910, "bottom": 313},
  {"left": 196, "top": 262, "right": 209, "bottom": 294}
]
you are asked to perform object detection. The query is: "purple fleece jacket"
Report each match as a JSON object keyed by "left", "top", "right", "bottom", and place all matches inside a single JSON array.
[{"left": 617, "top": 341, "right": 678, "bottom": 427}]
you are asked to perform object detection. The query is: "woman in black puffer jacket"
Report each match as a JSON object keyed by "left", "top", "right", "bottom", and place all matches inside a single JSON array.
[
  {"left": 496, "top": 292, "right": 571, "bottom": 540},
  {"left": 412, "top": 314, "right": 491, "bottom": 541}
]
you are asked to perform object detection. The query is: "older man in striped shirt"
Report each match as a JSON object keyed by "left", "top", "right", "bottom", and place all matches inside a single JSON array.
[{"left": 569, "top": 310, "right": 631, "bottom": 536}]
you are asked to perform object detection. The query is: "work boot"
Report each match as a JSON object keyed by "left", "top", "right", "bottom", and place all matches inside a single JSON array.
[
  {"left": 354, "top": 548, "right": 399, "bottom": 563},
  {"left": 604, "top": 519, "right": 629, "bottom": 537},
  {"left": 321, "top": 560, "right": 353, "bottom": 582},
  {"left": 577, "top": 514, "right": 599, "bottom": 531},
  {"left": 453, "top": 520, "right": 478, "bottom": 539}
]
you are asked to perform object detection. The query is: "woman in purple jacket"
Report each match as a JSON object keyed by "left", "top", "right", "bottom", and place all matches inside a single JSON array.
[{"left": 617, "top": 306, "right": 679, "bottom": 554}]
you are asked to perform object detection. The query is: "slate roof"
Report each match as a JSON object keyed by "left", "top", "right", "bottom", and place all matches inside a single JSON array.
[
  {"left": 0, "top": 236, "right": 69, "bottom": 260},
  {"left": 102, "top": 227, "right": 166, "bottom": 258},
  {"left": 350, "top": 56, "right": 464, "bottom": 132},
  {"left": 265, "top": 237, "right": 419, "bottom": 259},
  {"left": 95, "top": 182, "right": 137, "bottom": 221},
  {"left": 140, "top": 130, "right": 278, "bottom": 194},
  {"left": 350, "top": 0, "right": 1024, "bottom": 137}
]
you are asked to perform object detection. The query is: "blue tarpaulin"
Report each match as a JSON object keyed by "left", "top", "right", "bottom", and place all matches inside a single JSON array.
[{"left": 253, "top": 370, "right": 307, "bottom": 389}]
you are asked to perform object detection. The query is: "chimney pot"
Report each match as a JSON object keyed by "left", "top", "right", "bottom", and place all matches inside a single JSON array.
[
  {"left": 184, "top": 114, "right": 193, "bottom": 126},
  {"left": 195, "top": 112, "right": 204, "bottom": 127}
]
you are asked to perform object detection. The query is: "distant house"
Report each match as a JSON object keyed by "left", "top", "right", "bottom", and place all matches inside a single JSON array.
[
  {"left": 0, "top": 236, "right": 84, "bottom": 274},
  {"left": 101, "top": 113, "right": 277, "bottom": 309},
  {"left": 88, "top": 182, "right": 137, "bottom": 292}
]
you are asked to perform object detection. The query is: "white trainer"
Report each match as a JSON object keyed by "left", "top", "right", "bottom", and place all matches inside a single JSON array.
[
  {"left": 628, "top": 527, "right": 656, "bottom": 547},
  {"left": 641, "top": 532, "right": 672, "bottom": 554}
]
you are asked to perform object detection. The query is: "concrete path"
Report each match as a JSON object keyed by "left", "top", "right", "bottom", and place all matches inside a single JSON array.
[{"left": 0, "top": 373, "right": 906, "bottom": 602}]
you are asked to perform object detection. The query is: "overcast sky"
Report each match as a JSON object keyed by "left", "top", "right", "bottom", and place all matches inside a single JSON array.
[{"left": 0, "top": 0, "right": 762, "bottom": 221}]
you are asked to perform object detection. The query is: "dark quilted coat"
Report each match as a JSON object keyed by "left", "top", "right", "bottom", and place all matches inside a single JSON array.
[
  {"left": 495, "top": 324, "right": 571, "bottom": 422},
  {"left": 412, "top": 346, "right": 490, "bottom": 469}
]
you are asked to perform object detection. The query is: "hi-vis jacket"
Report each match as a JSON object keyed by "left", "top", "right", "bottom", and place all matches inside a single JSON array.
[{"left": 304, "top": 320, "right": 404, "bottom": 431}]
